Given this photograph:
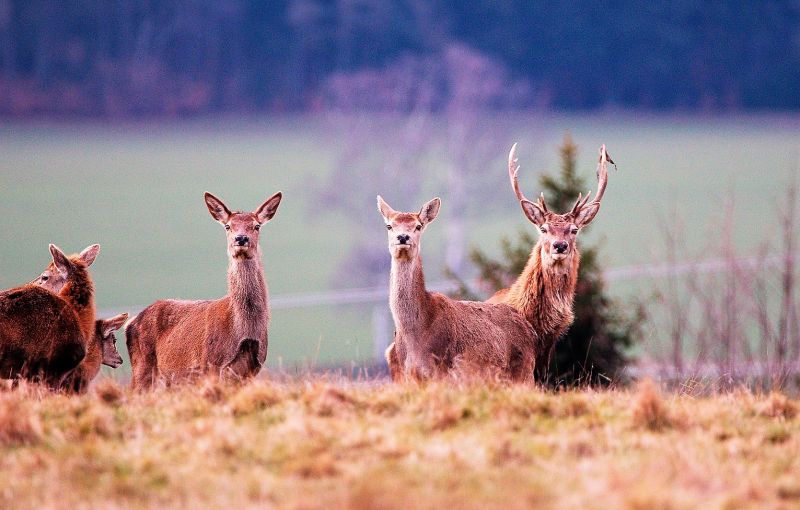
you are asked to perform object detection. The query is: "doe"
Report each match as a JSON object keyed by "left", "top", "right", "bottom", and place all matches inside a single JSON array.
[
  {"left": 379, "top": 196, "right": 536, "bottom": 382},
  {"left": 126, "top": 191, "right": 282, "bottom": 389}
]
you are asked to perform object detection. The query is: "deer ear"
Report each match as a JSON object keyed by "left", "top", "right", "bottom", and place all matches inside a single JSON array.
[
  {"left": 79, "top": 244, "right": 100, "bottom": 267},
  {"left": 101, "top": 313, "right": 128, "bottom": 337},
  {"left": 419, "top": 197, "right": 441, "bottom": 225},
  {"left": 574, "top": 202, "right": 600, "bottom": 227},
  {"left": 204, "top": 192, "right": 232, "bottom": 223},
  {"left": 377, "top": 195, "right": 396, "bottom": 223},
  {"left": 520, "top": 199, "right": 546, "bottom": 226},
  {"left": 255, "top": 191, "right": 282, "bottom": 224},
  {"left": 49, "top": 244, "right": 72, "bottom": 277}
]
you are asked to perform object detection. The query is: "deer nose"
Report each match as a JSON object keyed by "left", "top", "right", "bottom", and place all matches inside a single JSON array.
[
  {"left": 397, "top": 234, "right": 411, "bottom": 244},
  {"left": 234, "top": 235, "right": 249, "bottom": 246},
  {"left": 553, "top": 241, "right": 568, "bottom": 253}
]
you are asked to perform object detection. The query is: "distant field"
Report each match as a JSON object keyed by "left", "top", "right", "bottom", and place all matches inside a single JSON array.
[
  {"left": 0, "top": 379, "right": 798, "bottom": 509},
  {"left": 1, "top": 114, "right": 798, "bottom": 369}
]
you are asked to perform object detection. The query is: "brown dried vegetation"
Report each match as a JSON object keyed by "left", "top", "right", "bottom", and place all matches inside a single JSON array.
[{"left": 0, "top": 379, "right": 798, "bottom": 509}]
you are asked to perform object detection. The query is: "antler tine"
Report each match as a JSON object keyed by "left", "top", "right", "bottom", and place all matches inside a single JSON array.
[
  {"left": 571, "top": 144, "right": 611, "bottom": 214},
  {"left": 570, "top": 191, "right": 592, "bottom": 215},
  {"left": 537, "top": 192, "right": 549, "bottom": 212},
  {"left": 508, "top": 143, "right": 530, "bottom": 203},
  {"left": 592, "top": 144, "right": 610, "bottom": 204}
]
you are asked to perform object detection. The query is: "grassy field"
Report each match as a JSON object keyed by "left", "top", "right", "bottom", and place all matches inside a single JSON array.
[
  {"left": 1, "top": 113, "right": 798, "bottom": 369},
  {"left": 1, "top": 378, "right": 798, "bottom": 509}
]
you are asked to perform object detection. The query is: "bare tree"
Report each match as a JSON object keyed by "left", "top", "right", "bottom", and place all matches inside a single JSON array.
[
  {"left": 650, "top": 180, "right": 800, "bottom": 388},
  {"left": 318, "top": 43, "right": 529, "bottom": 283}
]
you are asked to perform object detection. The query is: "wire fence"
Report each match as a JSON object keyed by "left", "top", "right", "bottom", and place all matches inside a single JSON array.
[{"left": 100, "top": 253, "right": 795, "bottom": 369}]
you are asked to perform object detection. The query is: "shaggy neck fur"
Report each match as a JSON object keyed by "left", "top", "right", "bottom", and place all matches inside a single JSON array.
[
  {"left": 228, "top": 253, "right": 269, "bottom": 339},
  {"left": 61, "top": 260, "right": 96, "bottom": 344},
  {"left": 389, "top": 254, "right": 430, "bottom": 339},
  {"left": 505, "top": 240, "right": 579, "bottom": 345}
]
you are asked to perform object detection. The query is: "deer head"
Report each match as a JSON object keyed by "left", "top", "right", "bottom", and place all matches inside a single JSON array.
[
  {"left": 204, "top": 191, "right": 282, "bottom": 260},
  {"left": 509, "top": 143, "right": 611, "bottom": 264},
  {"left": 34, "top": 244, "right": 100, "bottom": 293},
  {"left": 98, "top": 313, "right": 128, "bottom": 368},
  {"left": 377, "top": 196, "right": 441, "bottom": 262}
]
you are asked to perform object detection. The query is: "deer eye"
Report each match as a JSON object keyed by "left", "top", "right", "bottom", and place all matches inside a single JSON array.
[
  {"left": 254, "top": 224, "right": 260, "bottom": 231},
  {"left": 225, "top": 224, "right": 231, "bottom": 231},
  {"left": 40, "top": 275, "right": 49, "bottom": 282},
  {"left": 571, "top": 228, "right": 579, "bottom": 235},
  {"left": 415, "top": 224, "right": 422, "bottom": 231},
  {"left": 386, "top": 225, "right": 392, "bottom": 230},
  {"left": 540, "top": 226, "right": 548, "bottom": 233}
]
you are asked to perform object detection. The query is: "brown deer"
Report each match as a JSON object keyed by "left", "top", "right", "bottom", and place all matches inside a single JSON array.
[
  {"left": 60, "top": 314, "right": 127, "bottom": 393},
  {"left": 378, "top": 196, "right": 536, "bottom": 382},
  {"left": 487, "top": 143, "right": 611, "bottom": 380},
  {"left": 0, "top": 244, "right": 100, "bottom": 388},
  {"left": 33, "top": 249, "right": 125, "bottom": 393},
  {"left": 126, "top": 191, "right": 282, "bottom": 389}
]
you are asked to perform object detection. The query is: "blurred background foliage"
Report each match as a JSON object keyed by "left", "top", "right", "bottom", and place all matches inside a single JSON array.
[{"left": 1, "top": 0, "right": 799, "bottom": 117}]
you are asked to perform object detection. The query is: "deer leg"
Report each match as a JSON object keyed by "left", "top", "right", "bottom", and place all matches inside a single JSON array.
[
  {"left": 385, "top": 340, "right": 402, "bottom": 381},
  {"left": 126, "top": 319, "right": 158, "bottom": 391},
  {"left": 46, "top": 340, "right": 86, "bottom": 391},
  {"left": 222, "top": 338, "right": 262, "bottom": 381}
]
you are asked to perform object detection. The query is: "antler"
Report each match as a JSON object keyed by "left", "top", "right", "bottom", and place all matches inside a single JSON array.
[
  {"left": 508, "top": 143, "right": 548, "bottom": 212},
  {"left": 570, "top": 144, "right": 611, "bottom": 215}
]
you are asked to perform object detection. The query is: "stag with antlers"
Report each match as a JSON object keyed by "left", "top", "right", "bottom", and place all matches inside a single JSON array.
[{"left": 487, "top": 144, "right": 612, "bottom": 381}]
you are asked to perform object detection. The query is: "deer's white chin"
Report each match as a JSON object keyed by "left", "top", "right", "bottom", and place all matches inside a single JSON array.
[{"left": 550, "top": 253, "right": 568, "bottom": 261}]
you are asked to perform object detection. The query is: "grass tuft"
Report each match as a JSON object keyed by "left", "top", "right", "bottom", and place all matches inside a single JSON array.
[
  {"left": 228, "top": 380, "right": 282, "bottom": 416},
  {"left": 631, "top": 378, "right": 672, "bottom": 431},
  {"left": 0, "top": 392, "right": 43, "bottom": 446},
  {"left": 757, "top": 391, "right": 798, "bottom": 420},
  {"left": 94, "top": 378, "right": 125, "bottom": 406}
]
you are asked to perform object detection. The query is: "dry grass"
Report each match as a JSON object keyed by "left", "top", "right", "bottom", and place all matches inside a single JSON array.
[
  {"left": 631, "top": 378, "right": 674, "bottom": 430},
  {"left": 0, "top": 378, "right": 798, "bottom": 510}
]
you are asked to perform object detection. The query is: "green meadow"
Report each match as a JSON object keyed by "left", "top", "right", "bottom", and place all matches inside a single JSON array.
[{"left": 1, "top": 114, "right": 798, "bottom": 371}]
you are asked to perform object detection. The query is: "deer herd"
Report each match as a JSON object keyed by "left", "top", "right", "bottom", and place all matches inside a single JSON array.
[{"left": 0, "top": 144, "right": 612, "bottom": 392}]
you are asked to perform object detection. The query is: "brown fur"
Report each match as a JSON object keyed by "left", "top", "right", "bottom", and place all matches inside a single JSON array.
[
  {"left": 61, "top": 314, "right": 126, "bottom": 394},
  {"left": 126, "top": 191, "right": 281, "bottom": 390},
  {"left": 487, "top": 234, "right": 578, "bottom": 378},
  {"left": 0, "top": 245, "right": 99, "bottom": 388},
  {"left": 379, "top": 197, "right": 536, "bottom": 383},
  {"left": 488, "top": 144, "right": 610, "bottom": 380}
]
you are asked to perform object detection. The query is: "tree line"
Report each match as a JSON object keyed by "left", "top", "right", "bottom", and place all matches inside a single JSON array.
[{"left": 1, "top": 0, "right": 798, "bottom": 117}]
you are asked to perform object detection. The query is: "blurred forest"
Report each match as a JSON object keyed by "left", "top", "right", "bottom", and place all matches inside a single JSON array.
[{"left": 1, "top": 0, "right": 799, "bottom": 117}]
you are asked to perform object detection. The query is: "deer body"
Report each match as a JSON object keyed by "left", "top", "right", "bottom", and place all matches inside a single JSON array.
[
  {"left": 489, "top": 144, "right": 611, "bottom": 380},
  {"left": 0, "top": 244, "right": 100, "bottom": 388},
  {"left": 380, "top": 197, "right": 536, "bottom": 382},
  {"left": 126, "top": 191, "right": 281, "bottom": 389}
]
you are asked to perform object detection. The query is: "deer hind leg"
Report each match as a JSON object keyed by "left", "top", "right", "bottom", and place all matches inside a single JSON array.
[
  {"left": 126, "top": 318, "right": 157, "bottom": 391},
  {"left": 46, "top": 340, "right": 86, "bottom": 390},
  {"left": 222, "top": 338, "right": 262, "bottom": 382}
]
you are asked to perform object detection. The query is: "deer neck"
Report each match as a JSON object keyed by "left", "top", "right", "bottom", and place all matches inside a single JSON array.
[
  {"left": 506, "top": 240, "right": 579, "bottom": 337},
  {"left": 389, "top": 254, "right": 431, "bottom": 336},
  {"left": 227, "top": 254, "right": 269, "bottom": 335},
  {"left": 60, "top": 267, "right": 96, "bottom": 344}
]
